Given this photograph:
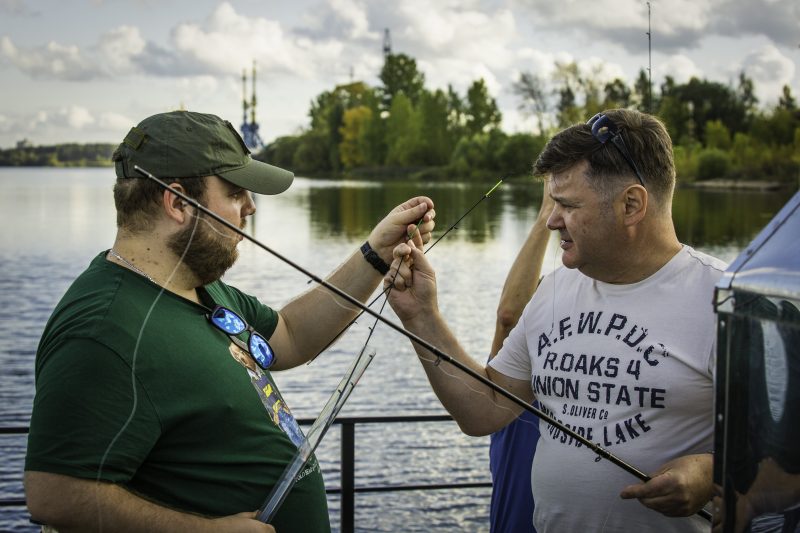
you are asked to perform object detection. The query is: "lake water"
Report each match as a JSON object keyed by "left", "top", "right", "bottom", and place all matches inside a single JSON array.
[{"left": 0, "top": 167, "right": 795, "bottom": 531}]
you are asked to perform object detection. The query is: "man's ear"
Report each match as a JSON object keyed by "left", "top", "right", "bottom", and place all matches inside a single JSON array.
[
  {"left": 621, "top": 185, "right": 647, "bottom": 227},
  {"left": 163, "top": 183, "right": 190, "bottom": 223}
]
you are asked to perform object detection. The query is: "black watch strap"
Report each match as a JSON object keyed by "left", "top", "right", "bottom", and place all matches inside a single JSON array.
[{"left": 360, "top": 241, "right": 390, "bottom": 275}]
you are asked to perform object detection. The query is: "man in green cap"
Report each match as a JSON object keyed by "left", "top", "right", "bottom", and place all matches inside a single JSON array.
[{"left": 24, "top": 110, "right": 436, "bottom": 532}]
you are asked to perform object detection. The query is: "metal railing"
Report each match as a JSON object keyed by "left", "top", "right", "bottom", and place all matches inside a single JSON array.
[{"left": 0, "top": 414, "right": 491, "bottom": 532}]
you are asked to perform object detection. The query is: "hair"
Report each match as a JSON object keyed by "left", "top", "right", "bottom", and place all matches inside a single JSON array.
[
  {"left": 113, "top": 176, "right": 208, "bottom": 233},
  {"left": 533, "top": 109, "right": 675, "bottom": 211}
]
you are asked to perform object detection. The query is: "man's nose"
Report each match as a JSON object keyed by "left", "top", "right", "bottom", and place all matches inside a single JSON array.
[
  {"left": 546, "top": 207, "right": 562, "bottom": 231},
  {"left": 243, "top": 192, "right": 256, "bottom": 217}
]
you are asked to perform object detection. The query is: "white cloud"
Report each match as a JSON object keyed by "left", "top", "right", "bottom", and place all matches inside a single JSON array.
[
  {"left": 741, "top": 44, "right": 796, "bottom": 104},
  {"left": 0, "top": 36, "right": 97, "bottom": 80},
  {"left": 97, "top": 111, "right": 134, "bottom": 133},
  {"left": 515, "top": 49, "right": 562, "bottom": 81},
  {"left": 58, "top": 106, "right": 95, "bottom": 129},
  {"left": 304, "top": 0, "right": 379, "bottom": 40},
  {"left": 171, "top": 2, "right": 343, "bottom": 79},
  {"left": 95, "top": 25, "right": 147, "bottom": 74},
  {"left": 657, "top": 54, "right": 702, "bottom": 84},
  {"left": 379, "top": 1, "right": 520, "bottom": 97}
]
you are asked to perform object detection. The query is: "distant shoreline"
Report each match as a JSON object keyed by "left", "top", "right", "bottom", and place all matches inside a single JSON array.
[
  {"left": 0, "top": 165, "right": 795, "bottom": 193},
  {"left": 683, "top": 179, "right": 789, "bottom": 191}
]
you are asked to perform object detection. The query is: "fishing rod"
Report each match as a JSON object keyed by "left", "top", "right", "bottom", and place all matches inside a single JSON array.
[
  {"left": 134, "top": 166, "right": 712, "bottom": 522},
  {"left": 257, "top": 345, "right": 376, "bottom": 521}
]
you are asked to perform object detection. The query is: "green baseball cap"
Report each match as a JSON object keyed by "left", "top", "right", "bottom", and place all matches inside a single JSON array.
[{"left": 112, "top": 110, "right": 293, "bottom": 195}]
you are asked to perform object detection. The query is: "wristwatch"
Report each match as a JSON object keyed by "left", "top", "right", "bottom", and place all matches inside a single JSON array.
[{"left": 360, "top": 241, "right": 390, "bottom": 275}]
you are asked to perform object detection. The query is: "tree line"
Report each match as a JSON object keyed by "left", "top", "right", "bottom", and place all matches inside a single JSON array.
[
  {"left": 260, "top": 53, "right": 799, "bottom": 183},
  {"left": 2, "top": 52, "right": 797, "bottom": 184},
  {"left": 0, "top": 142, "right": 115, "bottom": 167}
]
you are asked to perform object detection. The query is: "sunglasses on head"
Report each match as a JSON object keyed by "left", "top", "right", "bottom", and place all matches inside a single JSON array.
[
  {"left": 207, "top": 305, "right": 276, "bottom": 370},
  {"left": 587, "top": 113, "right": 646, "bottom": 188}
]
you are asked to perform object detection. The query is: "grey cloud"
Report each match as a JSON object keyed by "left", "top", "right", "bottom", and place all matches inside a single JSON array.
[
  {"left": 1, "top": 34, "right": 216, "bottom": 81},
  {"left": 1, "top": 37, "right": 102, "bottom": 81},
  {"left": 711, "top": 0, "right": 800, "bottom": 48},
  {"left": 513, "top": 0, "right": 797, "bottom": 53},
  {"left": 131, "top": 41, "right": 208, "bottom": 77},
  {"left": 0, "top": 0, "right": 39, "bottom": 16}
]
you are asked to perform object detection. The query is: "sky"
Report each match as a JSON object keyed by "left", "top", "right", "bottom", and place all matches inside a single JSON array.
[{"left": 0, "top": 0, "right": 798, "bottom": 148}]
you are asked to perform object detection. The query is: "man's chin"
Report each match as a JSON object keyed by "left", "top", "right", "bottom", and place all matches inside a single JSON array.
[{"left": 559, "top": 251, "right": 579, "bottom": 270}]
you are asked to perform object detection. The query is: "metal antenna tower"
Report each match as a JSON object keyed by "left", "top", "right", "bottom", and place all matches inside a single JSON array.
[
  {"left": 383, "top": 28, "right": 392, "bottom": 58},
  {"left": 240, "top": 60, "right": 264, "bottom": 150},
  {"left": 646, "top": 2, "right": 653, "bottom": 113}
]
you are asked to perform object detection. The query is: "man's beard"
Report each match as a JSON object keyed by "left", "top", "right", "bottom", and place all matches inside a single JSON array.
[{"left": 167, "top": 213, "right": 243, "bottom": 286}]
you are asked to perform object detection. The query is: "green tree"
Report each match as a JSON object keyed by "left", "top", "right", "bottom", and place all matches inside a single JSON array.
[
  {"left": 292, "top": 130, "right": 331, "bottom": 174},
  {"left": 446, "top": 84, "right": 467, "bottom": 143},
  {"left": 778, "top": 85, "right": 797, "bottom": 110},
  {"left": 464, "top": 79, "right": 502, "bottom": 135},
  {"left": 555, "top": 85, "right": 579, "bottom": 128},
  {"left": 513, "top": 71, "right": 549, "bottom": 134},
  {"left": 259, "top": 135, "right": 301, "bottom": 170},
  {"left": 385, "top": 93, "right": 418, "bottom": 166},
  {"left": 603, "top": 78, "right": 632, "bottom": 109},
  {"left": 751, "top": 108, "right": 800, "bottom": 146},
  {"left": 696, "top": 148, "right": 731, "bottom": 180},
  {"left": 580, "top": 64, "right": 605, "bottom": 117},
  {"left": 497, "top": 133, "right": 546, "bottom": 175},
  {"left": 379, "top": 53, "right": 425, "bottom": 110},
  {"left": 633, "top": 69, "right": 652, "bottom": 112},
  {"left": 737, "top": 72, "right": 758, "bottom": 117},
  {"left": 358, "top": 94, "right": 387, "bottom": 166},
  {"left": 672, "top": 77, "right": 747, "bottom": 145},
  {"left": 704, "top": 120, "right": 731, "bottom": 150},
  {"left": 306, "top": 82, "right": 374, "bottom": 171},
  {"left": 415, "top": 89, "right": 452, "bottom": 165},
  {"left": 551, "top": 61, "right": 583, "bottom": 126},
  {"left": 339, "top": 106, "right": 373, "bottom": 169}
]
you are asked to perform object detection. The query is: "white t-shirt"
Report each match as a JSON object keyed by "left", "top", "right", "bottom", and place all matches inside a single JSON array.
[{"left": 489, "top": 245, "right": 727, "bottom": 532}]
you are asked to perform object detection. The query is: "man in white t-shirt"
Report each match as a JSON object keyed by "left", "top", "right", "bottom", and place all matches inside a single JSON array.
[{"left": 385, "top": 109, "right": 726, "bottom": 532}]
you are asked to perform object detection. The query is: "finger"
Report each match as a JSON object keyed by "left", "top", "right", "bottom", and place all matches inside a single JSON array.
[
  {"left": 397, "top": 255, "right": 415, "bottom": 287},
  {"left": 404, "top": 196, "right": 434, "bottom": 213},
  {"left": 393, "top": 242, "right": 412, "bottom": 260},
  {"left": 620, "top": 482, "right": 649, "bottom": 500},
  {"left": 620, "top": 484, "right": 662, "bottom": 501},
  {"left": 414, "top": 213, "right": 436, "bottom": 244},
  {"left": 405, "top": 240, "right": 433, "bottom": 278},
  {"left": 396, "top": 201, "right": 431, "bottom": 227},
  {"left": 635, "top": 494, "right": 691, "bottom": 517},
  {"left": 407, "top": 223, "right": 423, "bottom": 247},
  {"left": 386, "top": 262, "right": 410, "bottom": 291},
  {"left": 386, "top": 247, "right": 411, "bottom": 291}
]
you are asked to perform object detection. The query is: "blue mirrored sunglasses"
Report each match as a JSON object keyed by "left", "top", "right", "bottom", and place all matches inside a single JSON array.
[
  {"left": 207, "top": 305, "right": 276, "bottom": 370},
  {"left": 587, "top": 113, "right": 646, "bottom": 188}
]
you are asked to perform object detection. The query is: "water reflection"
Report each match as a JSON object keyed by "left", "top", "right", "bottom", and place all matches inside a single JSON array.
[
  {"left": 305, "top": 181, "right": 514, "bottom": 243},
  {"left": 300, "top": 178, "right": 794, "bottom": 250},
  {"left": 673, "top": 189, "right": 790, "bottom": 248}
]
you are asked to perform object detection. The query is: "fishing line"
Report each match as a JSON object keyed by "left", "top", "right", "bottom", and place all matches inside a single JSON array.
[{"left": 134, "top": 166, "right": 711, "bottom": 522}]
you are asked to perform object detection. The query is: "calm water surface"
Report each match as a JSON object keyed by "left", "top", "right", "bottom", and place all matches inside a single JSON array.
[{"left": 0, "top": 167, "right": 795, "bottom": 531}]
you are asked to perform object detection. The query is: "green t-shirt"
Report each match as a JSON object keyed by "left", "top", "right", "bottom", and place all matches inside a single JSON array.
[{"left": 26, "top": 252, "right": 330, "bottom": 531}]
